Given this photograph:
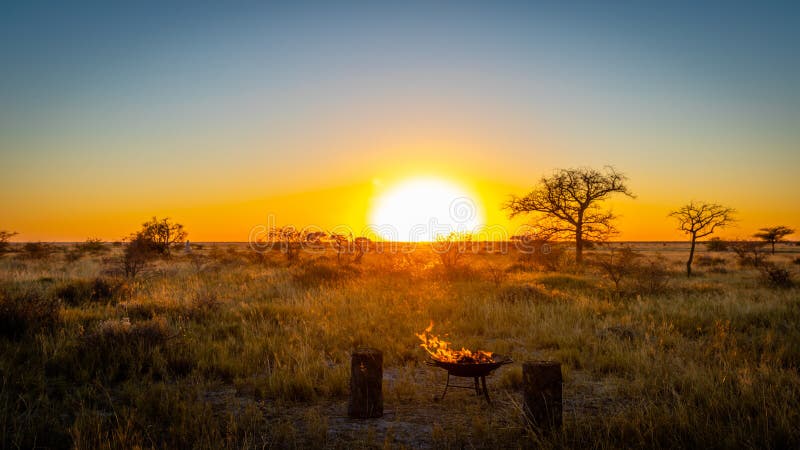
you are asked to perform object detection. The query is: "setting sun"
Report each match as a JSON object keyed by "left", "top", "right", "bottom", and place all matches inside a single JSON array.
[{"left": 369, "top": 178, "right": 483, "bottom": 241}]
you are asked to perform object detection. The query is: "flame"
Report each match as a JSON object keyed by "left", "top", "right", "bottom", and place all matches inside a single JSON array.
[{"left": 416, "top": 321, "right": 494, "bottom": 364}]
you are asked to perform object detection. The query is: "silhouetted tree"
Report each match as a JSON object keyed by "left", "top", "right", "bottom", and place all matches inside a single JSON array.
[
  {"left": 0, "top": 230, "right": 17, "bottom": 254},
  {"left": 669, "top": 201, "right": 735, "bottom": 276},
  {"left": 505, "top": 167, "right": 634, "bottom": 266},
  {"left": 134, "top": 217, "right": 187, "bottom": 256},
  {"left": 753, "top": 226, "right": 794, "bottom": 254}
]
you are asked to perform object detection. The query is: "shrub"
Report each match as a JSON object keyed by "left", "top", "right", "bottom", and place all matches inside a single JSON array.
[
  {"left": 695, "top": 255, "right": 726, "bottom": 267},
  {"left": 705, "top": 237, "right": 729, "bottom": 252},
  {"left": 104, "top": 235, "right": 159, "bottom": 278},
  {"left": 759, "top": 263, "right": 794, "bottom": 288},
  {"left": 496, "top": 283, "right": 557, "bottom": 303},
  {"left": 292, "top": 260, "right": 359, "bottom": 287},
  {"left": 591, "top": 246, "right": 641, "bottom": 294},
  {"left": 54, "top": 317, "right": 194, "bottom": 382},
  {"left": 432, "top": 232, "right": 473, "bottom": 269},
  {"left": 20, "top": 242, "right": 57, "bottom": 260},
  {"left": 632, "top": 257, "right": 671, "bottom": 295},
  {"left": 0, "top": 285, "right": 60, "bottom": 340},
  {"left": 515, "top": 239, "right": 567, "bottom": 272},
  {"left": 729, "top": 240, "right": 768, "bottom": 267},
  {"left": 54, "top": 277, "right": 120, "bottom": 306}
]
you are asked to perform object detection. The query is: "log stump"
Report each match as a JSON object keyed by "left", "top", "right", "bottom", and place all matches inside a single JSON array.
[
  {"left": 523, "top": 361, "right": 562, "bottom": 430},
  {"left": 348, "top": 348, "right": 383, "bottom": 418}
]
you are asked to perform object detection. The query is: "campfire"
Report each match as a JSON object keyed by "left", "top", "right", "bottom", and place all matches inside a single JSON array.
[
  {"left": 416, "top": 322, "right": 512, "bottom": 403},
  {"left": 416, "top": 322, "right": 494, "bottom": 364}
]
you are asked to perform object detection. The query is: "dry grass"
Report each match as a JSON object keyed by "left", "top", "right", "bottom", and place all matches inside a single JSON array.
[{"left": 1, "top": 242, "right": 799, "bottom": 448}]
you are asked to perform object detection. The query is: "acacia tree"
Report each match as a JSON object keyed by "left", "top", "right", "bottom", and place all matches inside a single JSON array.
[
  {"left": 504, "top": 167, "right": 634, "bottom": 266},
  {"left": 669, "top": 201, "right": 735, "bottom": 276},
  {"left": 753, "top": 226, "right": 794, "bottom": 254}
]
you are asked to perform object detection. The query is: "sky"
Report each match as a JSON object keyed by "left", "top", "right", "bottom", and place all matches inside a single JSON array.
[{"left": 1, "top": 1, "right": 798, "bottom": 242}]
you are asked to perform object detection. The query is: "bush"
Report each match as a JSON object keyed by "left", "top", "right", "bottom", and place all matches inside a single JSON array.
[
  {"left": 0, "top": 285, "right": 60, "bottom": 340},
  {"left": 705, "top": 237, "right": 729, "bottom": 252},
  {"left": 51, "top": 317, "right": 194, "bottom": 383},
  {"left": 729, "top": 240, "right": 768, "bottom": 267},
  {"left": 76, "top": 237, "right": 108, "bottom": 254},
  {"left": 54, "top": 277, "right": 120, "bottom": 306},
  {"left": 104, "top": 235, "right": 159, "bottom": 278},
  {"left": 591, "top": 246, "right": 641, "bottom": 294},
  {"left": 20, "top": 242, "right": 57, "bottom": 260},
  {"left": 496, "top": 283, "right": 558, "bottom": 303},
  {"left": 759, "top": 263, "right": 794, "bottom": 288},
  {"left": 292, "top": 260, "right": 359, "bottom": 287},
  {"left": 632, "top": 257, "right": 671, "bottom": 295},
  {"left": 695, "top": 255, "right": 726, "bottom": 267},
  {"left": 515, "top": 240, "right": 568, "bottom": 272}
]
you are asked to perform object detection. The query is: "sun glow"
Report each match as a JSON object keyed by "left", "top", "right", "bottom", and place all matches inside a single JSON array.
[{"left": 369, "top": 177, "right": 483, "bottom": 241}]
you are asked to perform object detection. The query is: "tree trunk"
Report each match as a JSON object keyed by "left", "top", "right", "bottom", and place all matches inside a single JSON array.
[
  {"left": 771, "top": 241, "right": 776, "bottom": 255},
  {"left": 523, "top": 361, "right": 563, "bottom": 430},
  {"left": 575, "top": 225, "right": 583, "bottom": 266},
  {"left": 348, "top": 348, "right": 383, "bottom": 418},
  {"left": 687, "top": 233, "right": 696, "bottom": 277}
]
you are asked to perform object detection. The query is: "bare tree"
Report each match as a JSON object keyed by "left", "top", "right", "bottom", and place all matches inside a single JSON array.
[
  {"left": 753, "top": 226, "right": 794, "bottom": 254},
  {"left": 505, "top": 167, "right": 634, "bottom": 266},
  {"left": 669, "top": 201, "right": 736, "bottom": 276}
]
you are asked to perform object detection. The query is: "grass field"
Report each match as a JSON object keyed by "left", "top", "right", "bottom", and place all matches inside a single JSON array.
[{"left": 1, "top": 241, "right": 799, "bottom": 449}]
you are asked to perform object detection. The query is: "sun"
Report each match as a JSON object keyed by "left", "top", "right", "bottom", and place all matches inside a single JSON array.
[{"left": 369, "top": 178, "right": 484, "bottom": 241}]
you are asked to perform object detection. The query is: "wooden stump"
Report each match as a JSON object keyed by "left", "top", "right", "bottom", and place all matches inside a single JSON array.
[
  {"left": 348, "top": 348, "right": 383, "bottom": 418},
  {"left": 523, "top": 361, "right": 562, "bottom": 430}
]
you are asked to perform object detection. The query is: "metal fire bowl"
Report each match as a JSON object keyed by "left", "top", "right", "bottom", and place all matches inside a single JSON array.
[{"left": 425, "top": 355, "right": 513, "bottom": 377}]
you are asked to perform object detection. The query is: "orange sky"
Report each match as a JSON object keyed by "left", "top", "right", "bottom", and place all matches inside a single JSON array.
[{"left": 2, "top": 5, "right": 798, "bottom": 242}]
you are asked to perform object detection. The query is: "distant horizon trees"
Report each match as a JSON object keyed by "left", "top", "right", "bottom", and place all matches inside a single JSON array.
[
  {"left": 504, "top": 166, "right": 634, "bottom": 266},
  {"left": 669, "top": 201, "right": 736, "bottom": 276}
]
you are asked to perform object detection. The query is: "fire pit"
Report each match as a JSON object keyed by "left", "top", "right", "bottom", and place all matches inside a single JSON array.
[
  {"left": 416, "top": 322, "right": 513, "bottom": 404},
  {"left": 425, "top": 354, "right": 512, "bottom": 403}
]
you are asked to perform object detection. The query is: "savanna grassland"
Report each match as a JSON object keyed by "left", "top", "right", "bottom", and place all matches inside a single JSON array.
[{"left": 1, "top": 241, "right": 799, "bottom": 449}]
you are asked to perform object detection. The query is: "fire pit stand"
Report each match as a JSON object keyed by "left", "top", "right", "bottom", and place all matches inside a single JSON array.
[{"left": 424, "top": 356, "right": 512, "bottom": 404}]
